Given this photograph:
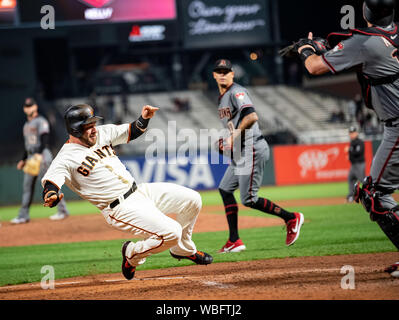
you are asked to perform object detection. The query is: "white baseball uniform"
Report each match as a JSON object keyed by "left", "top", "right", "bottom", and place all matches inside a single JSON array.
[{"left": 41, "top": 123, "right": 200, "bottom": 267}]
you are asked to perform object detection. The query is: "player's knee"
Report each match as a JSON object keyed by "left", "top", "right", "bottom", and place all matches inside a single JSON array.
[
  {"left": 188, "top": 190, "right": 202, "bottom": 212},
  {"left": 241, "top": 194, "right": 257, "bottom": 208},
  {"left": 219, "top": 188, "right": 235, "bottom": 204},
  {"left": 164, "top": 222, "right": 182, "bottom": 246}
]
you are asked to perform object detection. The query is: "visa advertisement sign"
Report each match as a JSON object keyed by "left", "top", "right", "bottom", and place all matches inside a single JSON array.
[{"left": 120, "top": 152, "right": 228, "bottom": 190}]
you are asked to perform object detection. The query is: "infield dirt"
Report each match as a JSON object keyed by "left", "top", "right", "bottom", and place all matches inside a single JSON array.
[{"left": 0, "top": 197, "right": 398, "bottom": 300}]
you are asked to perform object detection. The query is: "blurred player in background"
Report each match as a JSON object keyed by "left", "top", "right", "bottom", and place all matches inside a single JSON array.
[
  {"left": 11, "top": 97, "right": 69, "bottom": 224},
  {"left": 345, "top": 126, "right": 366, "bottom": 203},
  {"left": 213, "top": 59, "right": 304, "bottom": 253}
]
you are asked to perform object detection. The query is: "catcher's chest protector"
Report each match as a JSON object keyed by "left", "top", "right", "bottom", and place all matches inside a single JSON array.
[{"left": 327, "top": 24, "right": 399, "bottom": 109}]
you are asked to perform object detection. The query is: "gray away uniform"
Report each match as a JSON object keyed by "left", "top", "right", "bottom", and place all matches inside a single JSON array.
[
  {"left": 323, "top": 24, "right": 399, "bottom": 211},
  {"left": 18, "top": 115, "right": 69, "bottom": 220},
  {"left": 217, "top": 83, "right": 269, "bottom": 205},
  {"left": 323, "top": 24, "right": 399, "bottom": 249}
]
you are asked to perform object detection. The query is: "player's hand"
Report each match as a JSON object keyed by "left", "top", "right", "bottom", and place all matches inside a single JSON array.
[
  {"left": 141, "top": 105, "right": 159, "bottom": 119},
  {"left": 223, "top": 135, "right": 233, "bottom": 151},
  {"left": 43, "top": 191, "right": 64, "bottom": 208},
  {"left": 17, "top": 160, "right": 26, "bottom": 170},
  {"left": 297, "top": 32, "right": 316, "bottom": 54}
]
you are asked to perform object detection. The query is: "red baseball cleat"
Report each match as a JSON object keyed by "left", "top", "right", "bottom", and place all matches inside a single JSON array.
[
  {"left": 286, "top": 212, "right": 304, "bottom": 246},
  {"left": 218, "top": 239, "right": 246, "bottom": 253},
  {"left": 121, "top": 241, "right": 136, "bottom": 280}
]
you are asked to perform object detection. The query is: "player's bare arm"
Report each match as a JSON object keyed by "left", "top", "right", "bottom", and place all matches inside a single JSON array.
[{"left": 225, "top": 112, "right": 258, "bottom": 149}]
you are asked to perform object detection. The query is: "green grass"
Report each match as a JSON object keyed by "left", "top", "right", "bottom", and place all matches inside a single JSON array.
[
  {"left": 0, "top": 200, "right": 396, "bottom": 286},
  {"left": 200, "top": 181, "right": 349, "bottom": 206},
  {"left": 0, "top": 182, "right": 349, "bottom": 221}
]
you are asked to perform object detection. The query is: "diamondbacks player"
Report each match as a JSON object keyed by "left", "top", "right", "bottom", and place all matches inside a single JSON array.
[
  {"left": 41, "top": 104, "right": 212, "bottom": 280},
  {"left": 11, "top": 97, "right": 69, "bottom": 224},
  {"left": 295, "top": 0, "right": 399, "bottom": 276},
  {"left": 213, "top": 59, "right": 304, "bottom": 253}
]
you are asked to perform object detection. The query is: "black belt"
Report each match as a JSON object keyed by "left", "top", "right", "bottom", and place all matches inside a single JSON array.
[
  {"left": 110, "top": 182, "right": 137, "bottom": 209},
  {"left": 364, "top": 73, "right": 399, "bottom": 86},
  {"left": 384, "top": 117, "right": 399, "bottom": 127}
]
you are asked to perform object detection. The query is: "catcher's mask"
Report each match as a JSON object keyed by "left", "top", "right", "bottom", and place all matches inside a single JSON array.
[
  {"left": 363, "top": 0, "right": 395, "bottom": 27},
  {"left": 64, "top": 104, "right": 103, "bottom": 138}
]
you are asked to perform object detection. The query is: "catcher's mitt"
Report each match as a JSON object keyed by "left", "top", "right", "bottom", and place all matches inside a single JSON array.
[
  {"left": 279, "top": 37, "right": 330, "bottom": 58},
  {"left": 23, "top": 153, "right": 42, "bottom": 176}
]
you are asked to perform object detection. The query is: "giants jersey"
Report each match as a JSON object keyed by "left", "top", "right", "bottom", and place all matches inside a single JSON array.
[
  {"left": 218, "top": 82, "right": 265, "bottom": 150},
  {"left": 323, "top": 24, "right": 399, "bottom": 121},
  {"left": 23, "top": 115, "right": 50, "bottom": 155},
  {"left": 41, "top": 124, "right": 134, "bottom": 210}
]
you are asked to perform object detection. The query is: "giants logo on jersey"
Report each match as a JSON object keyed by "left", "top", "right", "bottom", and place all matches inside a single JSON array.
[
  {"left": 77, "top": 144, "right": 116, "bottom": 176},
  {"left": 219, "top": 107, "right": 232, "bottom": 120}
]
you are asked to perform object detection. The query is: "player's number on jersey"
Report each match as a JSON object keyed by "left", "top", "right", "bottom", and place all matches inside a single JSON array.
[{"left": 27, "top": 135, "right": 37, "bottom": 145}]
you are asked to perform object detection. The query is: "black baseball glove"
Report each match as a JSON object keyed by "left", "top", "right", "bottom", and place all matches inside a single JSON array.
[{"left": 279, "top": 37, "right": 330, "bottom": 58}]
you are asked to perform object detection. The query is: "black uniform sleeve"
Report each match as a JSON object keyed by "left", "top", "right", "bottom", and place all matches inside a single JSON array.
[
  {"left": 38, "top": 133, "right": 50, "bottom": 153},
  {"left": 128, "top": 116, "right": 150, "bottom": 141},
  {"left": 22, "top": 150, "right": 28, "bottom": 161}
]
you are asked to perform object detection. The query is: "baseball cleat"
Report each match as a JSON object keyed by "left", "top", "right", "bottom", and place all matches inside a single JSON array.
[
  {"left": 353, "top": 182, "right": 362, "bottom": 203},
  {"left": 121, "top": 241, "right": 136, "bottom": 280},
  {"left": 285, "top": 212, "right": 304, "bottom": 246},
  {"left": 218, "top": 239, "right": 246, "bottom": 253},
  {"left": 49, "top": 212, "right": 69, "bottom": 221},
  {"left": 170, "top": 250, "right": 213, "bottom": 265},
  {"left": 10, "top": 217, "right": 30, "bottom": 224},
  {"left": 384, "top": 262, "right": 399, "bottom": 278}
]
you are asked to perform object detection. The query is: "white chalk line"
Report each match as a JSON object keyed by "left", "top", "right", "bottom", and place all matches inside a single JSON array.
[{"left": 201, "top": 281, "right": 235, "bottom": 289}]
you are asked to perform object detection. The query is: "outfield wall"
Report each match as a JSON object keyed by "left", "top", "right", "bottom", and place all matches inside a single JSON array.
[{"left": 0, "top": 140, "right": 379, "bottom": 206}]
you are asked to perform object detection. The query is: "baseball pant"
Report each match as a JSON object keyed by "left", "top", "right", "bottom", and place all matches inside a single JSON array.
[
  {"left": 370, "top": 125, "right": 399, "bottom": 211},
  {"left": 102, "top": 182, "right": 200, "bottom": 267},
  {"left": 219, "top": 142, "right": 269, "bottom": 205},
  {"left": 347, "top": 162, "right": 365, "bottom": 198}
]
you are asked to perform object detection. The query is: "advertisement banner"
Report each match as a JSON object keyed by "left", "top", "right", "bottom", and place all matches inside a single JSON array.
[
  {"left": 273, "top": 142, "right": 373, "bottom": 185},
  {"left": 180, "top": 0, "right": 271, "bottom": 48},
  {"left": 120, "top": 152, "right": 228, "bottom": 191},
  {"left": 19, "top": 0, "right": 176, "bottom": 25}
]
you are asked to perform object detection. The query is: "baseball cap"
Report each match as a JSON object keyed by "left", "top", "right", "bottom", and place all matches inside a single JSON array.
[
  {"left": 349, "top": 126, "right": 358, "bottom": 133},
  {"left": 213, "top": 59, "right": 233, "bottom": 72},
  {"left": 23, "top": 97, "right": 37, "bottom": 107}
]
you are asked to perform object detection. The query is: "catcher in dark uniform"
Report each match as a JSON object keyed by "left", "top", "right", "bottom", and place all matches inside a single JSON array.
[{"left": 280, "top": 0, "right": 399, "bottom": 277}]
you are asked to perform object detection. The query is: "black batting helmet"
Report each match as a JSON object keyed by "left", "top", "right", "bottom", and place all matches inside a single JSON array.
[
  {"left": 64, "top": 104, "right": 102, "bottom": 138},
  {"left": 363, "top": 0, "right": 395, "bottom": 27}
]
